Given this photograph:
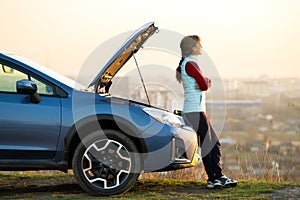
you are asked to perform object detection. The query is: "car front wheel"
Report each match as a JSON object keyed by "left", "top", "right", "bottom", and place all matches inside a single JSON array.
[{"left": 72, "top": 129, "right": 141, "bottom": 196}]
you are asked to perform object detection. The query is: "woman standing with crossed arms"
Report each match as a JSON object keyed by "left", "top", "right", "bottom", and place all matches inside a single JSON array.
[{"left": 176, "top": 35, "right": 237, "bottom": 189}]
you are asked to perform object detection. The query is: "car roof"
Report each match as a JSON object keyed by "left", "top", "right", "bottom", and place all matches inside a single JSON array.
[{"left": 0, "top": 51, "right": 86, "bottom": 90}]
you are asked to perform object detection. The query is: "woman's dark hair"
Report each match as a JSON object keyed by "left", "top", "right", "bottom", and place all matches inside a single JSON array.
[{"left": 176, "top": 35, "right": 201, "bottom": 83}]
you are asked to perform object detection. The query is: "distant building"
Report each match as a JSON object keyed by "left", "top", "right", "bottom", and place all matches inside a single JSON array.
[
  {"left": 241, "top": 80, "right": 269, "bottom": 97},
  {"left": 223, "top": 77, "right": 300, "bottom": 99}
]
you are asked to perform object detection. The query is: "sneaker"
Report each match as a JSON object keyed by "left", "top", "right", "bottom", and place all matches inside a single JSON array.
[
  {"left": 207, "top": 180, "right": 214, "bottom": 189},
  {"left": 214, "top": 175, "right": 237, "bottom": 188}
]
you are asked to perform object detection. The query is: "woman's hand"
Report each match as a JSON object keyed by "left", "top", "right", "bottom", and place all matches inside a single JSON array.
[
  {"left": 206, "top": 77, "right": 212, "bottom": 88},
  {"left": 196, "top": 78, "right": 211, "bottom": 90}
]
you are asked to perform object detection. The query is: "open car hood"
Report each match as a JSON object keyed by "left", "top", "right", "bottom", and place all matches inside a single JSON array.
[{"left": 88, "top": 22, "right": 158, "bottom": 91}]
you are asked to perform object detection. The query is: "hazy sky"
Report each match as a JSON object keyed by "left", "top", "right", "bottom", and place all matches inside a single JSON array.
[{"left": 1, "top": 0, "right": 300, "bottom": 78}]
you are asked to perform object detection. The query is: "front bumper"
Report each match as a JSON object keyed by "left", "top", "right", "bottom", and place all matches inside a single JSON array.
[
  {"left": 143, "top": 125, "right": 198, "bottom": 172},
  {"left": 155, "top": 125, "right": 198, "bottom": 172}
]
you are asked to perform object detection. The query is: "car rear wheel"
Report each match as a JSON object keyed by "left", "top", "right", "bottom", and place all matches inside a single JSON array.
[{"left": 72, "top": 129, "right": 141, "bottom": 196}]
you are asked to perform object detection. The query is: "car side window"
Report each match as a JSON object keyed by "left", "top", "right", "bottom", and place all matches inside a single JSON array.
[
  {"left": 30, "top": 76, "right": 54, "bottom": 95},
  {"left": 0, "top": 64, "right": 28, "bottom": 93},
  {"left": 0, "top": 63, "right": 54, "bottom": 95}
]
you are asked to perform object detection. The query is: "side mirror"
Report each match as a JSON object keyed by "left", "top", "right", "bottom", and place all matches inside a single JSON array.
[
  {"left": 17, "top": 80, "right": 37, "bottom": 95},
  {"left": 16, "top": 80, "right": 41, "bottom": 103}
]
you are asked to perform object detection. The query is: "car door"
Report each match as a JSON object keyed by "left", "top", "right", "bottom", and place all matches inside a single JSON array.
[{"left": 0, "top": 62, "right": 61, "bottom": 160}]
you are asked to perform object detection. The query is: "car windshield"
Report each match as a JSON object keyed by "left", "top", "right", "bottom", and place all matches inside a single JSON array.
[{"left": 5, "top": 52, "right": 86, "bottom": 90}]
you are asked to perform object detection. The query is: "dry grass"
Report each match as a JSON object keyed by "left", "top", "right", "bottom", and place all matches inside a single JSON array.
[{"left": 140, "top": 138, "right": 298, "bottom": 182}]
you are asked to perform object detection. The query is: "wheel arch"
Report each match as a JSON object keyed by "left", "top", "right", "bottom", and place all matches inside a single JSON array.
[{"left": 64, "top": 114, "right": 148, "bottom": 169}]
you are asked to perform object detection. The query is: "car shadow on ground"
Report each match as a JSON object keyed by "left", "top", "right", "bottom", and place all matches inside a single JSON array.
[{"left": 0, "top": 183, "right": 85, "bottom": 196}]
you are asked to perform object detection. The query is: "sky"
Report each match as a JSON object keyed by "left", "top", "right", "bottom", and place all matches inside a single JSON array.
[{"left": 1, "top": 0, "right": 300, "bottom": 79}]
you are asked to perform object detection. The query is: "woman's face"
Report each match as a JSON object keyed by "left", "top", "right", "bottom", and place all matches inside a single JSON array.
[{"left": 192, "top": 42, "right": 202, "bottom": 56}]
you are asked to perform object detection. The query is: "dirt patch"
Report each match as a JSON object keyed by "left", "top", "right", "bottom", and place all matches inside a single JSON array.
[{"left": 261, "top": 186, "right": 300, "bottom": 199}]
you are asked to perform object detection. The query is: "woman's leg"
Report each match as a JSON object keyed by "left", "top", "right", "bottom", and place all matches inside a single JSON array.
[
  {"left": 205, "top": 116, "right": 223, "bottom": 179},
  {"left": 183, "top": 112, "right": 215, "bottom": 181}
]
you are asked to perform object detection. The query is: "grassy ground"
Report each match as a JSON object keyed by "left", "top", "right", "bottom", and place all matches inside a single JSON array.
[{"left": 0, "top": 172, "right": 299, "bottom": 199}]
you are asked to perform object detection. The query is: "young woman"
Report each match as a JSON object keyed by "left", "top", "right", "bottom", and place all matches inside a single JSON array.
[{"left": 176, "top": 35, "right": 237, "bottom": 188}]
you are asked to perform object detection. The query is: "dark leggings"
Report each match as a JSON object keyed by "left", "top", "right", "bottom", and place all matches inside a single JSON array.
[{"left": 183, "top": 112, "right": 223, "bottom": 181}]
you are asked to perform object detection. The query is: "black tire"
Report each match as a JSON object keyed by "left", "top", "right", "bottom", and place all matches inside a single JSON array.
[{"left": 72, "top": 129, "right": 141, "bottom": 196}]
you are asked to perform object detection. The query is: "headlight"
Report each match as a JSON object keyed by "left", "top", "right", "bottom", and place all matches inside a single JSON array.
[{"left": 143, "top": 107, "right": 183, "bottom": 127}]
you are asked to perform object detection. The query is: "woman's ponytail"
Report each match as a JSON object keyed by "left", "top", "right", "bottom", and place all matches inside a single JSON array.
[{"left": 176, "top": 57, "right": 184, "bottom": 83}]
